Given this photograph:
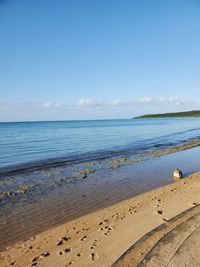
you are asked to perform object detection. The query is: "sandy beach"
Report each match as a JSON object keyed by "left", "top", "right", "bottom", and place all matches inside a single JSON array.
[
  {"left": 1, "top": 0, "right": 200, "bottom": 265},
  {"left": 1, "top": 171, "right": 200, "bottom": 267}
]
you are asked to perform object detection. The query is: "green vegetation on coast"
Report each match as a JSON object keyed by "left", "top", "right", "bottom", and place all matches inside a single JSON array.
[{"left": 134, "top": 110, "right": 200, "bottom": 119}]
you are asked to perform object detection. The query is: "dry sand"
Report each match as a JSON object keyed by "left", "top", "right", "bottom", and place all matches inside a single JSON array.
[{"left": 1, "top": 172, "right": 200, "bottom": 267}]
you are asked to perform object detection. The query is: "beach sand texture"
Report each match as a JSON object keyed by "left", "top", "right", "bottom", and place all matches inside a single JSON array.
[{"left": 1, "top": 172, "right": 200, "bottom": 267}]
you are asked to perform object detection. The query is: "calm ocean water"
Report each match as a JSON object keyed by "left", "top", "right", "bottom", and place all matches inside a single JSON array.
[
  {"left": 0, "top": 118, "right": 200, "bottom": 172},
  {"left": 1, "top": 118, "right": 200, "bottom": 250}
]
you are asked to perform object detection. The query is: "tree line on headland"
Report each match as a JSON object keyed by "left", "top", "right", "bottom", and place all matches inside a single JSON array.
[{"left": 134, "top": 110, "right": 200, "bottom": 119}]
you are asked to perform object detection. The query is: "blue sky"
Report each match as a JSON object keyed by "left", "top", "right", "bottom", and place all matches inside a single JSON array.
[{"left": 0, "top": 0, "right": 200, "bottom": 121}]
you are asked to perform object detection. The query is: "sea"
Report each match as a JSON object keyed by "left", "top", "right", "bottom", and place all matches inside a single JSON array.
[
  {"left": 1, "top": 118, "right": 200, "bottom": 250},
  {"left": 1, "top": 118, "right": 200, "bottom": 172}
]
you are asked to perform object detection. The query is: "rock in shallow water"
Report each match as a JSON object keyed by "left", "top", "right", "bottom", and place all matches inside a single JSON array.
[
  {"left": 173, "top": 169, "right": 183, "bottom": 179},
  {"left": 79, "top": 169, "right": 96, "bottom": 179}
]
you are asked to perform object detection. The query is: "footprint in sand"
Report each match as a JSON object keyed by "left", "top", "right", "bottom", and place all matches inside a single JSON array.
[
  {"left": 91, "top": 239, "right": 101, "bottom": 249},
  {"left": 22, "top": 244, "right": 35, "bottom": 253},
  {"left": 31, "top": 252, "right": 50, "bottom": 266},
  {"left": 157, "top": 210, "right": 163, "bottom": 215},
  {"left": 80, "top": 235, "right": 87, "bottom": 241},
  {"left": 56, "top": 236, "right": 71, "bottom": 246},
  {"left": 65, "top": 260, "right": 74, "bottom": 266},
  {"left": 58, "top": 248, "right": 71, "bottom": 255},
  {"left": 100, "top": 224, "right": 114, "bottom": 236},
  {"left": 129, "top": 208, "right": 133, "bottom": 214},
  {"left": 90, "top": 252, "right": 99, "bottom": 261}
]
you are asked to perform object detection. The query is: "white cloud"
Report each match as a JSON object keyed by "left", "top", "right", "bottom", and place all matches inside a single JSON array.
[
  {"left": 111, "top": 100, "right": 124, "bottom": 106},
  {"left": 42, "top": 102, "right": 65, "bottom": 109},
  {"left": 62, "top": 97, "right": 200, "bottom": 109},
  {"left": 76, "top": 98, "right": 94, "bottom": 106},
  {"left": 129, "top": 96, "right": 193, "bottom": 106},
  {"left": 1, "top": 96, "right": 200, "bottom": 115},
  {"left": 75, "top": 98, "right": 107, "bottom": 109},
  {"left": 159, "top": 97, "right": 165, "bottom": 103},
  {"left": 135, "top": 97, "right": 153, "bottom": 104},
  {"left": 168, "top": 96, "right": 185, "bottom": 106},
  {"left": 43, "top": 102, "right": 52, "bottom": 108}
]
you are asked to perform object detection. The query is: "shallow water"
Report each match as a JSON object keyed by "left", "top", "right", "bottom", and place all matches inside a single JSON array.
[
  {"left": 1, "top": 118, "right": 200, "bottom": 172},
  {"left": 1, "top": 119, "right": 200, "bottom": 250},
  {"left": 0, "top": 146, "right": 200, "bottom": 251}
]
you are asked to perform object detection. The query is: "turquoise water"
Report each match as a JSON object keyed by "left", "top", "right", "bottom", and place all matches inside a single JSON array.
[{"left": 0, "top": 118, "right": 200, "bottom": 172}]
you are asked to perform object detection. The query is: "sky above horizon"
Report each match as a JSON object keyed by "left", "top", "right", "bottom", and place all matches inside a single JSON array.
[{"left": 0, "top": 0, "right": 200, "bottom": 121}]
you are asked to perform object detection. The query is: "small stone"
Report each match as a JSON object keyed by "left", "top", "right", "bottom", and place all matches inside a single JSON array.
[
  {"left": 79, "top": 169, "right": 96, "bottom": 179},
  {"left": 173, "top": 169, "right": 183, "bottom": 179}
]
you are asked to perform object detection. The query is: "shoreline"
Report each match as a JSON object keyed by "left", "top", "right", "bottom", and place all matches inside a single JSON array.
[
  {"left": 150, "top": 139, "right": 200, "bottom": 158},
  {"left": 1, "top": 137, "right": 200, "bottom": 177},
  {"left": 1, "top": 139, "right": 200, "bottom": 203},
  {"left": 1, "top": 143, "right": 200, "bottom": 258},
  {"left": 1, "top": 172, "right": 200, "bottom": 267}
]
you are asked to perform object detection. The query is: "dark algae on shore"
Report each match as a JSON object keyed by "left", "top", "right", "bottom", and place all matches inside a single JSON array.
[
  {"left": 1, "top": 143, "right": 200, "bottom": 251},
  {"left": 1, "top": 139, "right": 200, "bottom": 203},
  {"left": 134, "top": 110, "right": 200, "bottom": 119}
]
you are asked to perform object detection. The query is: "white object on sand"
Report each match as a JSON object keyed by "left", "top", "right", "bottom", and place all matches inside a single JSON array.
[{"left": 173, "top": 169, "right": 183, "bottom": 179}]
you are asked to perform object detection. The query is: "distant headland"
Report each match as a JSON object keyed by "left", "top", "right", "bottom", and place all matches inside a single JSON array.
[{"left": 134, "top": 110, "right": 200, "bottom": 119}]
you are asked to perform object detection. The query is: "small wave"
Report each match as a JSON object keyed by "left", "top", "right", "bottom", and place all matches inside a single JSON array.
[{"left": 1, "top": 134, "right": 200, "bottom": 177}]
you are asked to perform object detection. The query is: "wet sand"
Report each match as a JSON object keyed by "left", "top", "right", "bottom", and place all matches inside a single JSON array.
[
  {"left": 1, "top": 171, "right": 200, "bottom": 267},
  {"left": 1, "top": 143, "right": 200, "bottom": 254}
]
